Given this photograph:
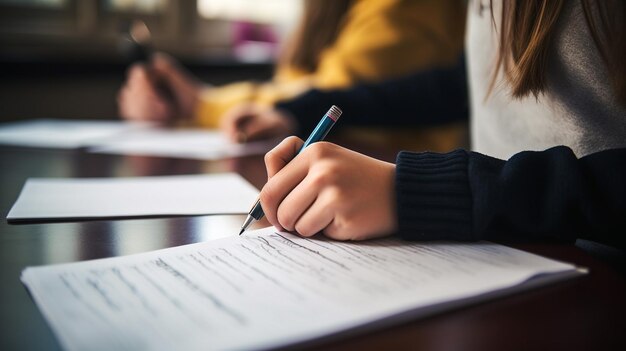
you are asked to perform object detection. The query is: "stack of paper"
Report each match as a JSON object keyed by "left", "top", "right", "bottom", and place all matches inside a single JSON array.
[{"left": 21, "top": 227, "right": 585, "bottom": 351}]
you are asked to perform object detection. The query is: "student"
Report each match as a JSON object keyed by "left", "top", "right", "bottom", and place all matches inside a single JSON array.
[
  {"left": 117, "top": 0, "right": 466, "bottom": 149},
  {"left": 257, "top": 0, "right": 626, "bottom": 250}
]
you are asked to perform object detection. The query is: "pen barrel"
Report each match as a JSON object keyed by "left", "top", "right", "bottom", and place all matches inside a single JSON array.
[
  {"left": 250, "top": 199, "right": 265, "bottom": 220},
  {"left": 299, "top": 116, "right": 337, "bottom": 153}
]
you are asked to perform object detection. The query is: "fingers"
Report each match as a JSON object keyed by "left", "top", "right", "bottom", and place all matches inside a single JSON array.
[
  {"left": 119, "top": 90, "right": 170, "bottom": 123},
  {"left": 275, "top": 175, "right": 320, "bottom": 232},
  {"left": 260, "top": 161, "right": 309, "bottom": 230},
  {"left": 262, "top": 140, "right": 397, "bottom": 241},
  {"left": 240, "top": 117, "right": 285, "bottom": 142},
  {"left": 220, "top": 105, "right": 254, "bottom": 143},
  {"left": 264, "top": 136, "right": 304, "bottom": 178},
  {"left": 118, "top": 64, "right": 172, "bottom": 122},
  {"left": 293, "top": 193, "right": 335, "bottom": 237},
  {"left": 221, "top": 104, "right": 298, "bottom": 144},
  {"left": 260, "top": 137, "right": 308, "bottom": 229},
  {"left": 152, "top": 52, "right": 199, "bottom": 96}
]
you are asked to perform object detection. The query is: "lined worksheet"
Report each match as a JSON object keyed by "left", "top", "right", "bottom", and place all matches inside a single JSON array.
[{"left": 22, "top": 227, "right": 584, "bottom": 351}]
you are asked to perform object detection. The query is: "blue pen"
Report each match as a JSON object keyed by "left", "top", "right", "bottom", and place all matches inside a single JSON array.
[{"left": 238, "top": 105, "right": 343, "bottom": 235}]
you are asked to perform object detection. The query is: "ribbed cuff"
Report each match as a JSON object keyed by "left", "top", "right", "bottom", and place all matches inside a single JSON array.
[{"left": 395, "top": 149, "right": 473, "bottom": 241}]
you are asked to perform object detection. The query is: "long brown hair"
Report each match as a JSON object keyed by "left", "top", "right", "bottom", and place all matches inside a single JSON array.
[
  {"left": 279, "top": 0, "right": 353, "bottom": 73},
  {"left": 491, "top": 0, "right": 626, "bottom": 105}
]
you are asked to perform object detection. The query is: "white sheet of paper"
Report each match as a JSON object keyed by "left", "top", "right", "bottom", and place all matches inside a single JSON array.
[
  {"left": 89, "top": 129, "right": 278, "bottom": 160},
  {"left": 7, "top": 173, "right": 259, "bottom": 222},
  {"left": 0, "top": 119, "right": 273, "bottom": 160},
  {"left": 0, "top": 119, "right": 146, "bottom": 149},
  {"left": 21, "top": 227, "right": 584, "bottom": 351}
]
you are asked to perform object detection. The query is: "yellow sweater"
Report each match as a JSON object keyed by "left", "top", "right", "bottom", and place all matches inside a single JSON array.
[{"left": 196, "top": 0, "right": 466, "bottom": 132}]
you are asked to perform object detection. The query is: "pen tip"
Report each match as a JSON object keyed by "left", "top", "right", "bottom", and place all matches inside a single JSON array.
[{"left": 238, "top": 228, "right": 245, "bottom": 236}]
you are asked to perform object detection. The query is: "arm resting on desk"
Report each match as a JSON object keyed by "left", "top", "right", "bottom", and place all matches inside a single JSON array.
[{"left": 395, "top": 146, "right": 626, "bottom": 250}]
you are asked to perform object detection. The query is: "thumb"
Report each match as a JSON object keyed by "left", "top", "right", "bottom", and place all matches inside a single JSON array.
[{"left": 264, "top": 136, "right": 304, "bottom": 179}]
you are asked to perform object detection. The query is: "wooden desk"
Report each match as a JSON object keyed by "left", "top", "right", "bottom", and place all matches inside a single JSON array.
[{"left": 1, "top": 145, "right": 625, "bottom": 350}]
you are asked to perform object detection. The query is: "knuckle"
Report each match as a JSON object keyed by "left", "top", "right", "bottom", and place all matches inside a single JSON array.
[
  {"left": 310, "top": 162, "right": 341, "bottom": 187},
  {"left": 264, "top": 149, "right": 277, "bottom": 165},
  {"left": 276, "top": 206, "right": 296, "bottom": 231},
  {"left": 284, "top": 135, "right": 302, "bottom": 145},
  {"left": 309, "top": 169, "right": 332, "bottom": 188},
  {"left": 306, "top": 142, "right": 328, "bottom": 159},
  {"left": 294, "top": 221, "right": 316, "bottom": 237},
  {"left": 322, "top": 224, "right": 340, "bottom": 240},
  {"left": 323, "top": 160, "right": 343, "bottom": 177},
  {"left": 306, "top": 141, "right": 339, "bottom": 160},
  {"left": 259, "top": 185, "right": 276, "bottom": 210},
  {"left": 298, "top": 226, "right": 317, "bottom": 237},
  {"left": 325, "top": 185, "right": 344, "bottom": 202},
  {"left": 323, "top": 220, "right": 351, "bottom": 240}
]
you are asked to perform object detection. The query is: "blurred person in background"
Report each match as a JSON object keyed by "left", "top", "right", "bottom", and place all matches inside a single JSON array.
[{"left": 117, "top": 0, "right": 467, "bottom": 151}]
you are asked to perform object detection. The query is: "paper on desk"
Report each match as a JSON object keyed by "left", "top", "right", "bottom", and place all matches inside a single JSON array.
[
  {"left": 21, "top": 227, "right": 585, "bottom": 351},
  {"left": 7, "top": 173, "right": 259, "bottom": 222},
  {"left": 0, "top": 119, "right": 274, "bottom": 159},
  {"left": 89, "top": 129, "right": 278, "bottom": 160},
  {"left": 0, "top": 119, "right": 147, "bottom": 149}
]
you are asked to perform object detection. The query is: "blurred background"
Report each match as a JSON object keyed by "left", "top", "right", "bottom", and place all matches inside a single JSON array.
[{"left": 0, "top": 0, "right": 302, "bottom": 122}]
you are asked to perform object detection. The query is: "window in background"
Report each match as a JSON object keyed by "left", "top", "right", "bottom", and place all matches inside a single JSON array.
[
  {"left": 197, "top": 0, "right": 300, "bottom": 23},
  {"left": 0, "top": 0, "right": 302, "bottom": 63},
  {"left": 197, "top": 0, "right": 301, "bottom": 62},
  {"left": 105, "top": 0, "right": 167, "bottom": 14}
]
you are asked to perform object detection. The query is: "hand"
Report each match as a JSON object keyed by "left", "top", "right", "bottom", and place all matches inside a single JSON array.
[
  {"left": 117, "top": 53, "right": 201, "bottom": 124},
  {"left": 260, "top": 136, "right": 397, "bottom": 240},
  {"left": 220, "top": 104, "right": 297, "bottom": 143}
]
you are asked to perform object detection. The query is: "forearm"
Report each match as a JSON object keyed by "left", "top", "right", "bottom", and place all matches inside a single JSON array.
[
  {"left": 276, "top": 56, "right": 469, "bottom": 137},
  {"left": 395, "top": 146, "right": 626, "bottom": 249}
]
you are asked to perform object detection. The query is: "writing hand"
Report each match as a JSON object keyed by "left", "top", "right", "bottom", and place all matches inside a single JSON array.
[
  {"left": 117, "top": 53, "right": 200, "bottom": 124},
  {"left": 221, "top": 104, "right": 297, "bottom": 143},
  {"left": 260, "top": 136, "right": 397, "bottom": 240}
]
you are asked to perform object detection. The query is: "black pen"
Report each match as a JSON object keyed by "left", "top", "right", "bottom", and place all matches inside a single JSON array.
[{"left": 238, "top": 105, "right": 343, "bottom": 235}]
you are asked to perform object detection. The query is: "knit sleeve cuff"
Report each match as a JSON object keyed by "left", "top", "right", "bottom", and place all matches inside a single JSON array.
[{"left": 395, "top": 149, "right": 474, "bottom": 241}]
